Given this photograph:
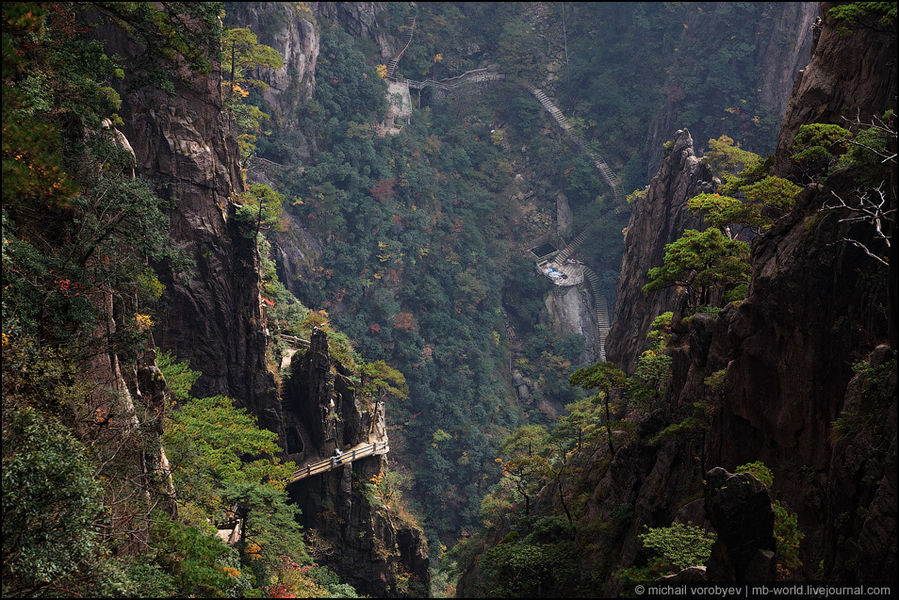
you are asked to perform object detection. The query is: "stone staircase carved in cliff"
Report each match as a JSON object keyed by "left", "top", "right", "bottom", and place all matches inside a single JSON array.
[
  {"left": 523, "top": 84, "right": 620, "bottom": 205},
  {"left": 521, "top": 85, "right": 622, "bottom": 359},
  {"left": 554, "top": 229, "right": 589, "bottom": 263},
  {"left": 583, "top": 266, "right": 610, "bottom": 361},
  {"left": 386, "top": 10, "right": 417, "bottom": 78}
]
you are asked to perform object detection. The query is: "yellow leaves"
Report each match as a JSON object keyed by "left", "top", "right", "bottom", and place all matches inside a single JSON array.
[
  {"left": 134, "top": 313, "right": 154, "bottom": 330},
  {"left": 245, "top": 542, "right": 262, "bottom": 560},
  {"left": 433, "top": 53, "right": 443, "bottom": 63},
  {"left": 302, "top": 309, "right": 330, "bottom": 330},
  {"left": 376, "top": 64, "right": 388, "bottom": 79},
  {"left": 231, "top": 82, "right": 250, "bottom": 97}
]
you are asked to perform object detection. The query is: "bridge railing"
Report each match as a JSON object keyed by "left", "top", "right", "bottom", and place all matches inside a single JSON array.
[
  {"left": 280, "top": 334, "right": 310, "bottom": 347},
  {"left": 291, "top": 439, "right": 390, "bottom": 482}
]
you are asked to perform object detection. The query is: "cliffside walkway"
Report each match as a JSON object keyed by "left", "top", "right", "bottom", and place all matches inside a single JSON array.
[
  {"left": 403, "top": 67, "right": 506, "bottom": 93},
  {"left": 280, "top": 334, "right": 310, "bottom": 348},
  {"left": 291, "top": 439, "right": 390, "bottom": 482}
]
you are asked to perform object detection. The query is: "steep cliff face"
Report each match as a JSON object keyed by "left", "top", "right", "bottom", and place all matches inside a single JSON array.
[
  {"left": 214, "top": 6, "right": 430, "bottom": 594},
  {"left": 544, "top": 284, "right": 598, "bottom": 365},
  {"left": 697, "top": 2, "right": 896, "bottom": 578},
  {"left": 660, "top": 179, "right": 894, "bottom": 579},
  {"left": 607, "top": 1, "right": 896, "bottom": 582},
  {"left": 643, "top": 2, "right": 819, "bottom": 171},
  {"left": 98, "top": 11, "right": 429, "bottom": 595},
  {"left": 606, "top": 129, "right": 714, "bottom": 374},
  {"left": 225, "top": 2, "right": 319, "bottom": 150},
  {"left": 96, "top": 23, "right": 281, "bottom": 433},
  {"left": 755, "top": 2, "right": 820, "bottom": 117},
  {"left": 313, "top": 2, "right": 396, "bottom": 62},
  {"left": 772, "top": 2, "right": 898, "bottom": 177},
  {"left": 284, "top": 331, "right": 430, "bottom": 597}
]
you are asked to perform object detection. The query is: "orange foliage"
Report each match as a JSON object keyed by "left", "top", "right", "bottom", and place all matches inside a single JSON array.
[{"left": 393, "top": 312, "right": 415, "bottom": 333}]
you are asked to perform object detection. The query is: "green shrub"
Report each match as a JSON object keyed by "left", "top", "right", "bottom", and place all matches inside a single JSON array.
[{"left": 638, "top": 522, "right": 716, "bottom": 571}]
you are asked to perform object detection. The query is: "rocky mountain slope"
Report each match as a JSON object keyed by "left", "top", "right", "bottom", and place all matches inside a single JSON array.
[
  {"left": 605, "top": 0, "right": 896, "bottom": 583},
  {"left": 95, "top": 9, "right": 429, "bottom": 595},
  {"left": 606, "top": 130, "right": 714, "bottom": 374}
]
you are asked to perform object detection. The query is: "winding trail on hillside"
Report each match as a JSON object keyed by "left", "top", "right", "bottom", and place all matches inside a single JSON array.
[{"left": 385, "top": 6, "right": 619, "bottom": 361}]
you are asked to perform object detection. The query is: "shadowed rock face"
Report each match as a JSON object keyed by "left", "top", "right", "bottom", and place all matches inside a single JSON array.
[
  {"left": 284, "top": 329, "right": 430, "bottom": 597},
  {"left": 704, "top": 468, "right": 776, "bottom": 583},
  {"left": 95, "top": 19, "right": 280, "bottom": 433},
  {"left": 606, "top": 129, "right": 714, "bottom": 374},
  {"left": 772, "top": 2, "right": 897, "bottom": 179},
  {"left": 693, "top": 2, "right": 895, "bottom": 577},
  {"left": 603, "top": 1, "right": 895, "bottom": 584}
]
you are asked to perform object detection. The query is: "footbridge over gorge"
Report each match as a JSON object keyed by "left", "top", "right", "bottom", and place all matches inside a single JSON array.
[
  {"left": 275, "top": 334, "right": 391, "bottom": 483},
  {"left": 290, "top": 439, "right": 390, "bottom": 483}
]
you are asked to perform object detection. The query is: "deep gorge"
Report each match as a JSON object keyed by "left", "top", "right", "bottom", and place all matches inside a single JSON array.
[{"left": 2, "top": 2, "right": 895, "bottom": 598}]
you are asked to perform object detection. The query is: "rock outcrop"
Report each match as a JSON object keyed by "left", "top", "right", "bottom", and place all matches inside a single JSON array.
[
  {"left": 697, "top": 3, "right": 895, "bottom": 578},
  {"left": 544, "top": 284, "right": 598, "bottom": 365},
  {"left": 772, "top": 2, "right": 897, "bottom": 178},
  {"left": 285, "top": 331, "right": 429, "bottom": 597},
  {"left": 704, "top": 468, "right": 777, "bottom": 583},
  {"left": 606, "top": 129, "right": 714, "bottom": 374},
  {"left": 603, "top": 0, "right": 895, "bottom": 583},
  {"left": 96, "top": 18, "right": 280, "bottom": 433}
]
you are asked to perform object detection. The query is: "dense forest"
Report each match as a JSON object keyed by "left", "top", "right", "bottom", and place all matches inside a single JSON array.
[{"left": 3, "top": 2, "right": 896, "bottom": 598}]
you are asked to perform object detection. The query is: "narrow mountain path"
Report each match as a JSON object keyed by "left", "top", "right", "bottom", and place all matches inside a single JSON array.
[{"left": 384, "top": 13, "right": 620, "bottom": 361}]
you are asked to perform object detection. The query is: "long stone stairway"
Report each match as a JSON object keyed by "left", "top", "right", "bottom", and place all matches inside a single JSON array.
[
  {"left": 386, "top": 10, "right": 417, "bottom": 78},
  {"left": 583, "top": 266, "right": 610, "bottom": 361},
  {"left": 519, "top": 84, "right": 621, "bottom": 360},
  {"left": 554, "top": 229, "right": 589, "bottom": 263},
  {"left": 525, "top": 84, "right": 620, "bottom": 204}
]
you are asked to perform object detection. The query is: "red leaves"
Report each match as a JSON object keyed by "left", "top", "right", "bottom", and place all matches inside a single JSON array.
[{"left": 369, "top": 178, "right": 396, "bottom": 202}]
